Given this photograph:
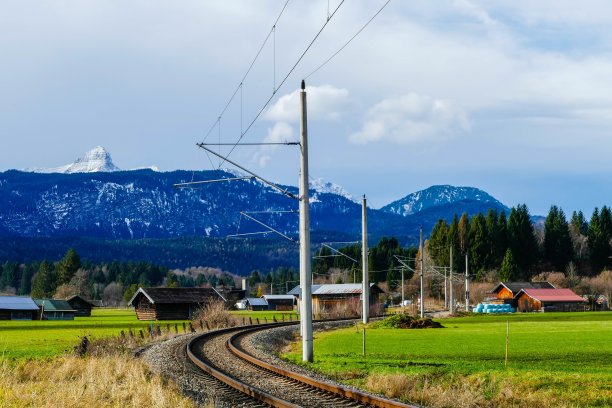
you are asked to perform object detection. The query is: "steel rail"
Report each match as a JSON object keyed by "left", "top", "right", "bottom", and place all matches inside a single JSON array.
[
  {"left": 228, "top": 325, "right": 417, "bottom": 408},
  {"left": 187, "top": 321, "right": 418, "bottom": 408}
]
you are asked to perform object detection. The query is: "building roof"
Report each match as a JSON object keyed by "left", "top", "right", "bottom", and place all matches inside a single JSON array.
[
  {"left": 262, "top": 295, "right": 296, "bottom": 300},
  {"left": 66, "top": 295, "right": 94, "bottom": 307},
  {"left": 490, "top": 281, "right": 555, "bottom": 294},
  {"left": 288, "top": 283, "right": 384, "bottom": 296},
  {"left": 246, "top": 297, "right": 268, "bottom": 306},
  {"left": 515, "top": 288, "right": 587, "bottom": 303},
  {"left": 127, "top": 287, "right": 226, "bottom": 306},
  {"left": 0, "top": 296, "right": 39, "bottom": 311},
  {"left": 34, "top": 299, "right": 75, "bottom": 312}
]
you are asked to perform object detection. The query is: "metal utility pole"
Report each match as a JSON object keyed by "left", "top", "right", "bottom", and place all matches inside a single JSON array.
[
  {"left": 465, "top": 253, "right": 470, "bottom": 312},
  {"left": 444, "top": 267, "right": 448, "bottom": 309},
  {"left": 362, "top": 195, "right": 369, "bottom": 324},
  {"left": 401, "top": 267, "right": 405, "bottom": 307},
  {"left": 299, "top": 80, "right": 313, "bottom": 362},
  {"left": 449, "top": 245, "right": 454, "bottom": 313},
  {"left": 419, "top": 226, "right": 424, "bottom": 318}
]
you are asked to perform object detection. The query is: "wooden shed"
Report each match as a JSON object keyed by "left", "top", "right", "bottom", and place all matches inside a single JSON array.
[
  {"left": 515, "top": 288, "right": 587, "bottom": 312},
  {"left": 262, "top": 295, "right": 296, "bottom": 311},
  {"left": 127, "top": 287, "right": 226, "bottom": 320},
  {"left": 66, "top": 295, "right": 94, "bottom": 317},
  {"left": 0, "top": 296, "right": 39, "bottom": 320},
  {"left": 245, "top": 297, "right": 268, "bottom": 311},
  {"left": 34, "top": 299, "right": 76, "bottom": 320},
  {"left": 489, "top": 282, "right": 554, "bottom": 305},
  {"left": 288, "top": 283, "right": 384, "bottom": 317}
]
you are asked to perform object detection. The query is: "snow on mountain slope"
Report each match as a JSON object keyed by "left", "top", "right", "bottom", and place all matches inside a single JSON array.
[
  {"left": 380, "top": 185, "right": 507, "bottom": 216},
  {"left": 27, "top": 146, "right": 121, "bottom": 173}
]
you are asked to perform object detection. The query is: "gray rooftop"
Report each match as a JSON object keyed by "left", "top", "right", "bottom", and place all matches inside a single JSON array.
[
  {"left": 262, "top": 295, "right": 296, "bottom": 300},
  {"left": 288, "top": 283, "right": 383, "bottom": 296},
  {"left": 0, "top": 296, "right": 39, "bottom": 311},
  {"left": 246, "top": 297, "right": 268, "bottom": 306}
]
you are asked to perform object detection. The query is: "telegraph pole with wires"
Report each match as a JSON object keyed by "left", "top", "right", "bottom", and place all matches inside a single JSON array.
[
  {"left": 299, "top": 80, "right": 313, "bottom": 363},
  {"left": 449, "top": 245, "right": 454, "bottom": 313},
  {"left": 362, "top": 195, "right": 369, "bottom": 324},
  {"left": 419, "top": 226, "right": 424, "bottom": 318},
  {"left": 465, "top": 253, "right": 470, "bottom": 312}
]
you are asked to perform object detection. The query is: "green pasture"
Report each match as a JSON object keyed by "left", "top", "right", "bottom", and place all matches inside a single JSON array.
[
  {"left": 0, "top": 309, "right": 188, "bottom": 360},
  {"left": 230, "top": 310, "right": 297, "bottom": 322},
  {"left": 283, "top": 312, "right": 612, "bottom": 405}
]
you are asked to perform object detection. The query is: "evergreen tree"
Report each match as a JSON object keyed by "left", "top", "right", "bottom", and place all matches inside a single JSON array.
[
  {"left": 468, "top": 212, "right": 488, "bottom": 279},
  {"left": 485, "top": 209, "right": 499, "bottom": 269},
  {"left": 571, "top": 210, "right": 589, "bottom": 235},
  {"left": 507, "top": 204, "right": 538, "bottom": 279},
  {"left": 543, "top": 206, "right": 573, "bottom": 270},
  {"left": 428, "top": 219, "right": 450, "bottom": 267},
  {"left": 18, "top": 265, "right": 34, "bottom": 295},
  {"left": 496, "top": 210, "right": 508, "bottom": 261},
  {"left": 31, "top": 261, "right": 56, "bottom": 298},
  {"left": 56, "top": 248, "right": 81, "bottom": 286},
  {"left": 457, "top": 213, "right": 470, "bottom": 255},
  {"left": 448, "top": 214, "right": 462, "bottom": 271},
  {"left": 499, "top": 249, "right": 519, "bottom": 281},
  {"left": 588, "top": 207, "right": 612, "bottom": 273}
]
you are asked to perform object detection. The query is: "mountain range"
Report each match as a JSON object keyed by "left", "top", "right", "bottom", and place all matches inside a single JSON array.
[{"left": 0, "top": 147, "right": 510, "bottom": 272}]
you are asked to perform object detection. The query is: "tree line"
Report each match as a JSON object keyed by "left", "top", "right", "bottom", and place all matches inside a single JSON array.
[{"left": 428, "top": 204, "right": 612, "bottom": 280}]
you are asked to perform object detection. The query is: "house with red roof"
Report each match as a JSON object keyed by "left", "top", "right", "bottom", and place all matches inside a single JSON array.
[{"left": 514, "top": 288, "right": 587, "bottom": 312}]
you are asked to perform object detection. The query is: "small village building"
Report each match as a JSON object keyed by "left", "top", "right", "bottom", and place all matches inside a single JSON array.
[
  {"left": 245, "top": 297, "right": 268, "bottom": 311},
  {"left": 288, "top": 283, "right": 384, "bottom": 317},
  {"left": 66, "top": 295, "right": 94, "bottom": 317},
  {"left": 262, "top": 295, "right": 296, "bottom": 311},
  {"left": 489, "top": 282, "right": 555, "bottom": 305},
  {"left": 34, "top": 299, "right": 76, "bottom": 320},
  {"left": 128, "top": 287, "right": 226, "bottom": 320},
  {"left": 0, "top": 296, "right": 39, "bottom": 320},
  {"left": 514, "top": 288, "right": 587, "bottom": 312}
]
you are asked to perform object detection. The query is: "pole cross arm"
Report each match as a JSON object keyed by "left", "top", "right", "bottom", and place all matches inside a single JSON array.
[{"left": 196, "top": 143, "right": 299, "bottom": 200}]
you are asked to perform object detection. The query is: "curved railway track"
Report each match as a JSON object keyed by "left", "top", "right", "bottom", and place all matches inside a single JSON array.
[{"left": 186, "top": 322, "right": 418, "bottom": 408}]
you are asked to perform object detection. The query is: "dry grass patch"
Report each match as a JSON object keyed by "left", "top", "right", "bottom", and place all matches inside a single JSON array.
[{"left": 0, "top": 355, "right": 195, "bottom": 408}]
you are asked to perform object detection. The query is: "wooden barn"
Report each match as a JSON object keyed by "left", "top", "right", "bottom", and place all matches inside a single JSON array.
[
  {"left": 0, "top": 296, "right": 39, "bottom": 320},
  {"left": 128, "top": 287, "right": 226, "bottom": 320},
  {"left": 262, "top": 295, "right": 296, "bottom": 311},
  {"left": 34, "top": 299, "right": 76, "bottom": 320},
  {"left": 66, "top": 295, "right": 94, "bottom": 317},
  {"left": 515, "top": 288, "right": 587, "bottom": 312},
  {"left": 489, "top": 282, "right": 554, "bottom": 304},
  {"left": 288, "top": 283, "right": 384, "bottom": 317},
  {"left": 245, "top": 297, "right": 268, "bottom": 311}
]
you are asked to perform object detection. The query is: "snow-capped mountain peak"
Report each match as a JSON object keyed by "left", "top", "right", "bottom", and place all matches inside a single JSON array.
[
  {"left": 27, "top": 146, "right": 121, "bottom": 174},
  {"left": 309, "top": 178, "right": 355, "bottom": 202}
]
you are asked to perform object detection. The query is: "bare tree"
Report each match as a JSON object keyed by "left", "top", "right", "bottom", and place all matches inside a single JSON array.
[{"left": 103, "top": 282, "right": 125, "bottom": 307}]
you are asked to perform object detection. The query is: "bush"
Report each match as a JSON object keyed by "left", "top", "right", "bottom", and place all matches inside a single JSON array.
[
  {"left": 191, "top": 300, "right": 238, "bottom": 329},
  {"left": 372, "top": 314, "right": 444, "bottom": 329}
]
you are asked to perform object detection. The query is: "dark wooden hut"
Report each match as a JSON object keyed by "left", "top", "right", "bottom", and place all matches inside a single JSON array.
[
  {"left": 34, "top": 299, "right": 76, "bottom": 320},
  {"left": 66, "top": 295, "right": 94, "bottom": 317},
  {"left": 245, "top": 297, "right": 268, "bottom": 311},
  {"left": 262, "top": 295, "right": 296, "bottom": 311},
  {"left": 128, "top": 287, "right": 226, "bottom": 320}
]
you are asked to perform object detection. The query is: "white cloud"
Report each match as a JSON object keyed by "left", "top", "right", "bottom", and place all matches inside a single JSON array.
[
  {"left": 255, "top": 121, "right": 294, "bottom": 168},
  {"left": 350, "top": 93, "right": 470, "bottom": 145},
  {"left": 263, "top": 85, "right": 349, "bottom": 123}
]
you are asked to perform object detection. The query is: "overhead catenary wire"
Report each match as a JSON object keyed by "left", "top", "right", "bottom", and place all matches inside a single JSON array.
[
  {"left": 202, "top": 0, "right": 291, "bottom": 143},
  {"left": 218, "top": 0, "right": 346, "bottom": 168},
  {"left": 305, "top": 0, "right": 392, "bottom": 80}
]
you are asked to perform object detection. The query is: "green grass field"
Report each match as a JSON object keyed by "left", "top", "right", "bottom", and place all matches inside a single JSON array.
[
  {"left": 0, "top": 309, "right": 188, "bottom": 360},
  {"left": 230, "top": 310, "right": 297, "bottom": 321},
  {"left": 283, "top": 312, "right": 612, "bottom": 407}
]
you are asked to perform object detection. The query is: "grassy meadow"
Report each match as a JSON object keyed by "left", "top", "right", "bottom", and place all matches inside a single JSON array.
[
  {"left": 0, "top": 308, "right": 189, "bottom": 360},
  {"left": 283, "top": 312, "right": 612, "bottom": 407}
]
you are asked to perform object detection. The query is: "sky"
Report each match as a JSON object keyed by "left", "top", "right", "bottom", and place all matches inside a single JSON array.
[{"left": 1, "top": 0, "right": 612, "bottom": 216}]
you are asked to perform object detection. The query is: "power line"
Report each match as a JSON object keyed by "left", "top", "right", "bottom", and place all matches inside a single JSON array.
[
  {"left": 202, "top": 0, "right": 291, "bottom": 143},
  {"left": 219, "top": 0, "right": 346, "bottom": 168},
  {"left": 305, "top": 0, "right": 392, "bottom": 79}
]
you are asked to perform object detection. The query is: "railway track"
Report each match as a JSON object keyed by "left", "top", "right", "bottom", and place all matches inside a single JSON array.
[{"left": 186, "top": 322, "right": 418, "bottom": 408}]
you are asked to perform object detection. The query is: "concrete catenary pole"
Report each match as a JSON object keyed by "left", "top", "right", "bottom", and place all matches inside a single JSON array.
[
  {"left": 362, "top": 195, "right": 369, "bottom": 324},
  {"left": 465, "top": 253, "right": 470, "bottom": 312},
  {"left": 449, "top": 245, "right": 454, "bottom": 313},
  {"left": 299, "top": 80, "right": 313, "bottom": 362},
  {"left": 419, "top": 226, "right": 424, "bottom": 318}
]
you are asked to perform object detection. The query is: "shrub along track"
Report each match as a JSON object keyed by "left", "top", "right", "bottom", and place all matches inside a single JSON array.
[{"left": 186, "top": 322, "right": 418, "bottom": 408}]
